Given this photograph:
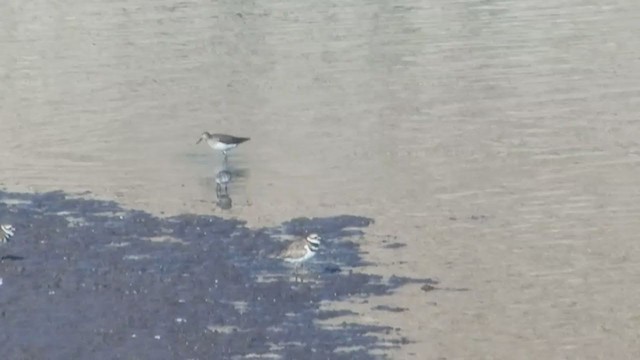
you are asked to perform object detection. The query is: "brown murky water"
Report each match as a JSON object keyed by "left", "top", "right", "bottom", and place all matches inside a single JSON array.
[{"left": 2, "top": 0, "right": 640, "bottom": 358}]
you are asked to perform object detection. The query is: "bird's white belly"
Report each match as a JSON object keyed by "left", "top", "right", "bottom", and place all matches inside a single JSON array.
[{"left": 209, "top": 141, "right": 236, "bottom": 151}]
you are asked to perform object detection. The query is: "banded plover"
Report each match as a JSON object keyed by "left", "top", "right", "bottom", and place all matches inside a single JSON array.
[
  {"left": 279, "top": 234, "right": 321, "bottom": 282},
  {"left": 1, "top": 224, "right": 15, "bottom": 244},
  {"left": 197, "top": 132, "right": 250, "bottom": 158},
  {"left": 0, "top": 224, "right": 14, "bottom": 285}
]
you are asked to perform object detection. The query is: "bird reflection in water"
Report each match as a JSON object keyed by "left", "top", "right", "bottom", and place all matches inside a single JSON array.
[
  {"left": 213, "top": 157, "right": 248, "bottom": 210},
  {"left": 215, "top": 168, "right": 233, "bottom": 210}
]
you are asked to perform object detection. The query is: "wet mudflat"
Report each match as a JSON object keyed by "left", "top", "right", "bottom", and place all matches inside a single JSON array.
[{"left": 0, "top": 190, "right": 432, "bottom": 359}]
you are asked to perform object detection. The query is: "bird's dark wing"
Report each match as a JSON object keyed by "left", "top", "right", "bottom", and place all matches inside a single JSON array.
[{"left": 214, "top": 134, "right": 250, "bottom": 144}]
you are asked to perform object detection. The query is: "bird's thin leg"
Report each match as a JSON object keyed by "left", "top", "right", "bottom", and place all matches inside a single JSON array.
[{"left": 293, "top": 265, "right": 301, "bottom": 283}]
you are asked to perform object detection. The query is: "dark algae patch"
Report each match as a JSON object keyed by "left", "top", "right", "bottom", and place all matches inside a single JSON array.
[
  {"left": 372, "top": 305, "right": 408, "bottom": 313},
  {"left": 0, "top": 190, "right": 435, "bottom": 359}
]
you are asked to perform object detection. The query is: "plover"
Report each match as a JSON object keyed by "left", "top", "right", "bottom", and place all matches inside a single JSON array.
[
  {"left": 279, "top": 234, "right": 321, "bottom": 282},
  {"left": 0, "top": 225, "right": 14, "bottom": 286},
  {"left": 1, "top": 224, "right": 15, "bottom": 244},
  {"left": 197, "top": 132, "right": 250, "bottom": 158}
]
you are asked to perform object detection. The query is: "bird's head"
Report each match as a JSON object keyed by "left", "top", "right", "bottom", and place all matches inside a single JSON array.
[
  {"left": 306, "top": 233, "right": 321, "bottom": 251},
  {"left": 196, "top": 132, "right": 212, "bottom": 144}
]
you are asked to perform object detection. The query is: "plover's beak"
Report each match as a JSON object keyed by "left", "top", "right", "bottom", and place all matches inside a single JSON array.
[{"left": 196, "top": 137, "right": 203, "bottom": 144}]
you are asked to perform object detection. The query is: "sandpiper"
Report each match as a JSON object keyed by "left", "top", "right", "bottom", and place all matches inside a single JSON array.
[
  {"left": 278, "top": 234, "right": 321, "bottom": 282},
  {"left": 1, "top": 224, "right": 15, "bottom": 244},
  {"left": 197, "top": 132, "right": 250, "bottom": 158}
]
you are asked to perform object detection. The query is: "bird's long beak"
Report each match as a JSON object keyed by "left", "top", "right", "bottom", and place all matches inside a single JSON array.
[{"left": 196, "top": 137, "right": 203, "bottom": 144}]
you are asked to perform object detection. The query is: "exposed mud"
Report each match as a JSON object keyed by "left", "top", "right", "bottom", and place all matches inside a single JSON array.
[{"left": 0, "top": 190, "right": 433, "bottom": 359}]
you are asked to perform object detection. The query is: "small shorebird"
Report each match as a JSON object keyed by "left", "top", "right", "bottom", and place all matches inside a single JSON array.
[
  {"left": 1, "top": 224, "right": 15, "bottom": 244},
  {"left": 279, "top": 234, "right": 321, "bottom": 282},
  {"left": 1, "top": 225, "right": 14, "bottom": 285},
  {"left": 197, "top": 132, "right": 250, "bottom": 158}
]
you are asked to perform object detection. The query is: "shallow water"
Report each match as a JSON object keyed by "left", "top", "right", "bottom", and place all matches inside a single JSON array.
[{"left": 2, "top": 0, "right": 640, "bottom": 358}]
